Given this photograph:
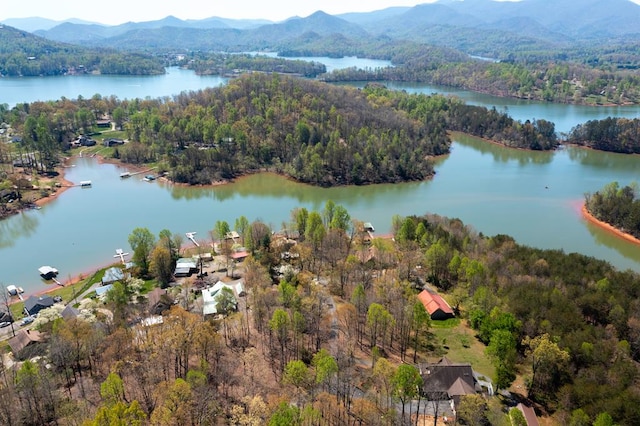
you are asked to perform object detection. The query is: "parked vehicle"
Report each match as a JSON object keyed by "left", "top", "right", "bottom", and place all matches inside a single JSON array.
[
  {"left": 20, "top": 316, "right": 34, "bottom": 326},
  {"left": 0, "top": 321, "right": 11, "bottom": 328}
]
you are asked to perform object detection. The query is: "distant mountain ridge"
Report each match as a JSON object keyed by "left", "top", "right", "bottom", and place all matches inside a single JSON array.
[{"left": 4, "top": 0, "right": 640, "bottom": 54}]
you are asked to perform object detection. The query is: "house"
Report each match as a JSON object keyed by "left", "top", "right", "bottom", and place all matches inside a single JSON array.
[
  {"left": 96, "top": 119, "right": 111, "bottom": 128},
  {"left": 174, "top": 257, "right": 198, "bottom": 277},
  {"left": 201, "top": 279, "right": 244, "bottom": 317},
  {"left": 77, "top": 135, "right": 96, "bottom": 146},
  {"left": 421, "top": 357, "right": 484, "bottom": 414},
  {"left": 0, "top": 309, "right": 13, "bottom": 324},
  {"left": 417, "top": 289, "right": 455, "bottom": 320},
  {"left": 147, "top": 287, "right": 174, "bottom": 315},
  {"left": 103, "top": 138, "right": 124, "bottom": 147},
  {"left": 24, "top": 295, "right": 55, "bottom": 316},
  {"left": 8, "top": 329, "right": 43, "bottom": 358},
  {"left": 102, "top": 266, "right": 128, "bottom": 285},
  {"left": 231, "top": 248, "right": 249, "bottom": 262},
  {"left": 516, "top": 403, "right": 540, "bottom": 426},
  {"left": 95, "top": 284, "right": 113, "bottom": 299},
  {"left": 60, "top": 304, "right": 80, "bottom": 321}
]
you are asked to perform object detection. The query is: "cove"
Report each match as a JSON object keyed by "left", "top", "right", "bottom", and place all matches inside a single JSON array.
[{"left": 2, "top": 133, "right": 640, "bottom": 295}]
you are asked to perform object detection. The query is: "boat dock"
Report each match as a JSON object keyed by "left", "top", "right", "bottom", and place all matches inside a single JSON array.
[
  {"left": 119, "top": 167, "right": 157, "bottom": 180},
  {"left": 113, "top": 248, "right": 130, "bottom": 264},
  {"left": 7, "top": 285, "right": 24, "bottom": 301},
  {"left": 186, "top": 232, "right": 199, "bottom": 247}
]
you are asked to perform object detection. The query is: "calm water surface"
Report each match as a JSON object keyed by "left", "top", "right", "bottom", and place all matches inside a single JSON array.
[{"left": 1, "top": 61, "right": 640, "bottom": 294}]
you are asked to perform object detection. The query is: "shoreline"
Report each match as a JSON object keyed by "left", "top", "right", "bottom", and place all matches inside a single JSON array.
[{"left": 581, "top": 203, "right": 640, "bottom": 246}]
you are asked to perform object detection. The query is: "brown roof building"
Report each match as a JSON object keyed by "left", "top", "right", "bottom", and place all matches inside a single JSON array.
[
  {"left": 8, "top": 329, "right": 43, "bottom": 357},
  {"left": 417, "top": 289, "right": 455, "bottom": 320}
]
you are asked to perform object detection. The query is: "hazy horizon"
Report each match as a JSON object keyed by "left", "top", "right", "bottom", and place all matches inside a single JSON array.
[{"left": 4, "top": 0, "right": 640, "bottom": 27}]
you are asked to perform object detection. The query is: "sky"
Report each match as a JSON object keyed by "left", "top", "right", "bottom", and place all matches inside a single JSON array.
[
  {"left": 3, "top": 0, "right": 640, "bottom": 25},
  {"left": 2, "top": 0, "right": 441, "bottom": 25}
]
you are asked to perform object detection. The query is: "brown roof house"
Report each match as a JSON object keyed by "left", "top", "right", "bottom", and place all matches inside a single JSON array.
[
  {"left": 417, "top": 289, "right": 455, "bottom": 320},
  {"left": 8, "top": 329, "right": 44, "bottom": 359}
]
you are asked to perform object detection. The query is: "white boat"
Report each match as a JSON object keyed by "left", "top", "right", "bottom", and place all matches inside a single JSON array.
[
  {"left": 80, "top": 180, "right": 92, "bottom": 187},
  {"left": 120, "top": 172, "right": 131, "bottom": 178}
]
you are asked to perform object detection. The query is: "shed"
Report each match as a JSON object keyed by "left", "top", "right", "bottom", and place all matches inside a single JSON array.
[
  {"left": 24, "top": 295, "right": 55, "bottom": 316},
  {"left": 417, "top": 289, "right": 455, "bottom": 320}
]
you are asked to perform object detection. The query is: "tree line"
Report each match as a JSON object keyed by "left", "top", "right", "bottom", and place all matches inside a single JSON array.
[
  {"left": 567, "top": 117, "right": 640, "bottom": 154},
  {"left": 0, "top": 25, "right": 164, "bottom": 77},
  {"left": 585, "top": 181, "right": 640, "bottom": 239},
  {"left": 180, "top": 53, "right": 327, "bottom": 78}
]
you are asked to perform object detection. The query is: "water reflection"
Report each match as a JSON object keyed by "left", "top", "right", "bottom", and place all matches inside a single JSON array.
[
  {"left": 452, "top": 133, "right": 553, "bottom": 165},
  {"left": 0, "top": 211, "right": 39, "bottom": 249},
  {"left": 168, "top": 172, "right": 427, "bottom": 206},
  {"left": 566, "top": 146, "right": 640, "bottom": 173},
  {"left": 583, "top": 219, "right": 640, "bottom": 268}
]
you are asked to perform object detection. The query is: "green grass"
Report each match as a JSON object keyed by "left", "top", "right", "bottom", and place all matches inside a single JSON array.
[
  {"left": 428, "top": 319, "right": 495, "bottom": 379},
  {"left": 430, "top": 317, "right": 461, "bottom": 328}
]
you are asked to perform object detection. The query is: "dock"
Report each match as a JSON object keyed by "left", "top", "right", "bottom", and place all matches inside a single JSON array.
[
  {"left": 113, "top": 248, "right": 130, "bottom": 264},
  {"left": 80, "top": 180, "right": 92, "bottom": 187},
  {"left": 186, "top": 232, "right": 199, "bottom": 247}
]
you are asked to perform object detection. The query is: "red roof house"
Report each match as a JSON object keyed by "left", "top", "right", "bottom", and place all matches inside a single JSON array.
[{"left": 417, "top": 289, "right": 455, "bottom": 320}]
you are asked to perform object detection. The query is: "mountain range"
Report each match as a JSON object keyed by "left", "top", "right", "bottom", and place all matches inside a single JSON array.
[{"left": 3, "top": 0, "right": 640, "bottom": 56}]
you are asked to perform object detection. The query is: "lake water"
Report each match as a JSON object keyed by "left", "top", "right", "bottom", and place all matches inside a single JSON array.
[{"left": 1, "top": 61, "right": 640, "bottom": 295}]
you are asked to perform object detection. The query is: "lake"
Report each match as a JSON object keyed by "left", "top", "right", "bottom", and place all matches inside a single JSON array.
[{"left": 1, "top": 61, "right": 640, "bottom": 295}]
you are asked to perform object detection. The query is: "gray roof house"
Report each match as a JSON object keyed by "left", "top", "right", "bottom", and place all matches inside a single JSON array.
[{"left": 24, "top": 295, "right": 55, "bottom": 316}]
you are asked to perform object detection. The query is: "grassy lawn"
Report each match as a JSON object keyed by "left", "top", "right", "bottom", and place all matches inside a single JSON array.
[{"left": 427, "top": 318, "right": 495, "bottom": 380}]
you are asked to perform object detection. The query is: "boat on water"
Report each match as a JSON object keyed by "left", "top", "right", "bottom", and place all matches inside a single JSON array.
[
  {"left": 38, "top": 265, "right": 59, "bottom": 280},
  {"left": 143, "top": 175, "right": 156, "bottom": 182},
  {"left": 120, "top": 172, "right": 131, "bottom": 178},
  {"left": 80, "top": 180, "right": 92, "bottom": 187}
]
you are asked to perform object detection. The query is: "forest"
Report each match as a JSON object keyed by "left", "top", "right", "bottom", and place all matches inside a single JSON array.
[
  {"left": 0, "top": 25, "right": 165, "bottom": 76},
  {"left": 0, "top": 74, "right": 559, "bottom": 191},
  {"left": 180, "top": 53, "right": 327, "bottom": 78},
  {"left": 2, "top": 202, "right": 640, "bottom": 425},
  {"left": 585, "top": 181, "right": 640, "bottom": 239},
  {"left": 567, "top": 117, "right": 640, "bottom": 154}
]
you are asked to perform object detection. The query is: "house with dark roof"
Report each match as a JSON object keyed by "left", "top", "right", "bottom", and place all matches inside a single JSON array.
[
  {"left": 417, "top": 289, "right": 455, "bottom": 320},
  {"left": 0, "top": 308, "right": 13, "bottom": 324},
  {"left": 24, "top": 295, "right": 55, "bottom": 316},
  {"left": 421, "top": 357, "right": 485, "bottom": 416}
]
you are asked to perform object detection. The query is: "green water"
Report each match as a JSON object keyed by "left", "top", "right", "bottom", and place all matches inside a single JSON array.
[
  {"left": 1, "top": 63, "right": 640, "bottom": 294},
  {"left": 2, "top": 134, "right": 640, "bottom": 294}
]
